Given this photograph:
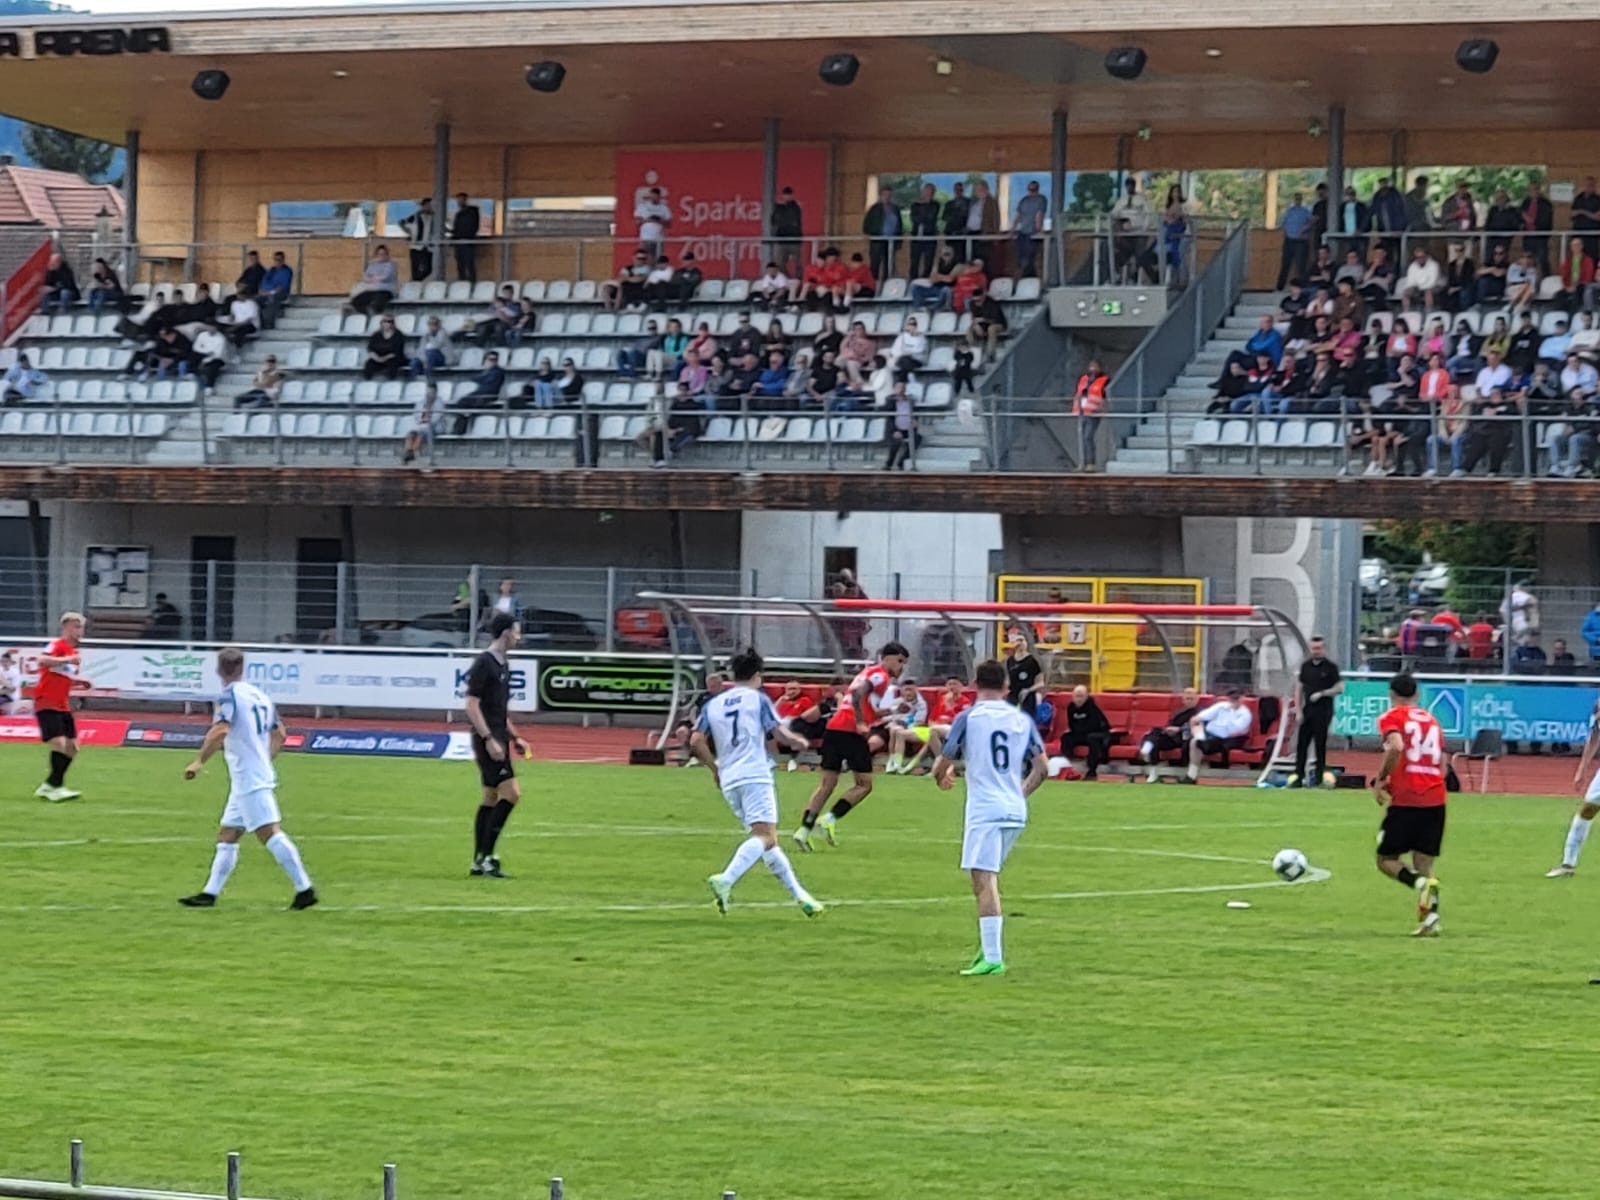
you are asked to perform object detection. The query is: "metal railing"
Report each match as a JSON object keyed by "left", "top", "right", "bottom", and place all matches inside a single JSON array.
[{"left": 1315, "top": 225, "right": 1600, "bottom": 273}]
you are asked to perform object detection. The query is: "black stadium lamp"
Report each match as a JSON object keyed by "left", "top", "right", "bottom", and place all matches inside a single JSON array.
[
  {"left": 819, "top": 53, "right": 860, "bottom": 87},
  {"left": 1455, "top": 39, "right": 1499, "bottom": 74},
  {"left": 191, "top": 69, "right": 230, "bottom": 101},
  {"left": 526, "top": 61, "right": 567, "bottom": 93},
  {"left": 1104, "top": 47, "right": 1147, "bottom": 81}
]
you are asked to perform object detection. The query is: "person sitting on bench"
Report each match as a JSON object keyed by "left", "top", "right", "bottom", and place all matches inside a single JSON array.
[
  {"left": 1058, "top": 685, "right": 1113, "bottom": 781},
  {"left": 1184, "top": 688, "right": 1254, "bottom": 783},
  {"left": 1135, "top": 686, "right": 1201, "bottom": 782}
]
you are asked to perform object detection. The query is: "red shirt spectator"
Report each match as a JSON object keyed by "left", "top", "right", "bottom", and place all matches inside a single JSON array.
[
  {"left": 1432, "top": 608, "right": 1466, "bottom": 645},
  {"left": 1466, "top": 619, "right": 1496, "bottom": 659},
  {"left": 818, "top": 258, "right": 851, "bottom": 291},
  {"left": 929, "top": 683, "right": 971, "bottom": 725},
  {"left": 847, "top": 257, "right": 876, "bottom": 293},
  {"left": 952, "top": 265, "right": 988, "bottom": 314}
]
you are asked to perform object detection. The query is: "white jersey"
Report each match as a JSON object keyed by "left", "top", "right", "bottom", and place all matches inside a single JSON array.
[
  {"left": 697, "top": 684, "right": 779, "bottom": 789},
  {"left": 216, "top": 680, "right": 281, "bottom": 794},
  {"left": 944, "top": 698, "right": 1041, "bottom": 827},
  {"left": 0, "top": 661, "right": 18, "bottom": 699}
]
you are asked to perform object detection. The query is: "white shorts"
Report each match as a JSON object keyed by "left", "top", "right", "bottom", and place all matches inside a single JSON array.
[
  {"left": 1586, "top": 770, "right": 1600, "bottom": 805},
  {"left": 723, "top": 780, "right": 778, "bottom": 829},
  {"left": 221, "top": 788, "right": 282, "bottom": 833},
  {"left": 961, "top": 822, "right": 1024, "bottom": 873}
]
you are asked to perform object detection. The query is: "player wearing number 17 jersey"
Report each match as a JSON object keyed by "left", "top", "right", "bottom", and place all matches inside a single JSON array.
[
  {"left": 934, "top": 660, "right": 1049, "bottom": 976},
  {"left": 690, "top": 649, "right": 823, "bottom": 917},
  {"left": 1372, "top": 674, "right": 1445, "bottom": 937},
  {"left": 178, "top": 647, "right": 317, "bottom": 911}
]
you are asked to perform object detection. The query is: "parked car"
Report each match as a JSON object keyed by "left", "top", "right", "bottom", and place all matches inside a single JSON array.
[
  {"left": 361, "top": 605, "right": 599, "bottom": 650},
  {"left": 1360, "top": 558, "right": 1398, "bottom": 613},
  {"left": 1409, "top": 560, "right": 1451, "bottom": 607}
]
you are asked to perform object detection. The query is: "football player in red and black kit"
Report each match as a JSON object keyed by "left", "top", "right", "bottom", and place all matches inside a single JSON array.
[
  {"left": 34, "top": 611, "right": 93, "bottom": 802},
  {"left": 1371, "top": 673, "right": 1446, "bottom": 936}
]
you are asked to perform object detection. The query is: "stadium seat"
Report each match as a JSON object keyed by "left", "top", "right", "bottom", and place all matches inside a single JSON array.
[
  {"left": 470, "top": 282, "right": 498, "bottom": 303},
  {"left": 1538, "top": 275, "right": 1565, "bottom": 302},
  {"left": 1014, "top": 278, "right": 1041, "bottom": 302},
  {"left": 877, "top": 310, "right": 905, "bottom": 336},
  {"left": 1190, "top": 418, "right": 1222, "bottom": 447},
  {"left": 546, "top": 280, "right": 573, "bottom": 302},
  {"left": 567, "top": 312, "right": 593, "bottom": 336},
  {"left": 988, "top": 278, "right": 1015, "bottom": 301},
  {"left": 880, "top": 279, "right": 908, "bottom": 302},
  {"left": 591, "top": 313, "right": 618, "bottom": 335},
  {"left": 725, "top": 280, "right": 751, "bottom": 303},
  {"left": 541, "top": 312, "right": 567, "bottom": 335},
  {"left": 572, "top": 281, "right": 598, "bottom": 302},
  {"left": 616, "top": 313, "right": 643, "bottom": 335}
]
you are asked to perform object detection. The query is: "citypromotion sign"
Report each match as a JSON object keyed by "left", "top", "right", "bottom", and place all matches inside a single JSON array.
[
  {"left": 1334, "top": 678, "right": 1598, "bottom": 744},
  {"left": 538, "top": 661, "right": 698, "bottom": 713}
]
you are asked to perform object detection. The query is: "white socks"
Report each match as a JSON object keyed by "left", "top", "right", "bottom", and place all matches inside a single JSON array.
[
  {"left": 265, "top": 831, "right": 312, "bottom": 892},
  {"left": 203, "top": 842, "right": 239, "bottom": 896},
  {"left": 979, "top": 915, "right": 1004, "bottom": 965},
  {"left": 1565, "top": 815, "right": 1593, "bottom": 868},
  {"left": 762, "top": 845, "right": 808, "bottom": 900},
  {"left": 721, "top": 836, "right": 766, "bottom": 885},
  {"left": 1187, "top": 762, "right": 1200, "bottom": 780}
]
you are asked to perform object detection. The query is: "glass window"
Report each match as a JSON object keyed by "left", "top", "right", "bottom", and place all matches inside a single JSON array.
[
  {"left": 263, "top": 200, "right": 376, "bottom": 238},
  {"left": 504, "top": 195, "right": 616, "bottom": 238}
]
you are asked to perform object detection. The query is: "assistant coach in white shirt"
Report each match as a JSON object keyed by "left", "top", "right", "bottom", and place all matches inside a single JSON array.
[{"left": 1185, "top": 688, "right": 1256, "bottom": 781}]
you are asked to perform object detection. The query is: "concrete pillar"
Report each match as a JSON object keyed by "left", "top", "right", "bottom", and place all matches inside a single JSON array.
[
  {"left": 432, "top": 122, "right": 451, "bottom": 271},
  {"left": 1326, "top": 105, "right": 1346, "bottom": 212},
  {"left": 122, "top": 129, "right": 140, "bottom": 253},
  {"left": 761, "top": 117, "right": 780, "bottom": 266},
  {"left": 1049, "top": 108, "right": 1068, "bottom": 285}
]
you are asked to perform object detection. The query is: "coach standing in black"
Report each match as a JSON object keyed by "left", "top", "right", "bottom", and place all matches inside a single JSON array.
[
  {"left": 1292, "top": 635, "right": 1343, "bottom": 787},
  {"left": 451, "top": 192, "right": 481, "bottom": 285},
  {"left": 465, "top": 612, "right": 528, "bottom": 877}
]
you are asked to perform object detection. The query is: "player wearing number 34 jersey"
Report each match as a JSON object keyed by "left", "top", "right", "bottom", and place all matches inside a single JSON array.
[
  {"left": 934, "top": 659, "right": 1049, "bottom": 977},
  {"left": 1372, "top": 673, "right": 1445, "bottom": 937}
]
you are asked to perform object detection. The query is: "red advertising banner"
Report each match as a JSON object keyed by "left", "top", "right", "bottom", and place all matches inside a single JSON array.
[
  {"left": 0, "top": 716, "right": 130, "bottom": 745},
  {"left": 1, "top": 238, "right": 52, "bottom": 344},
  {"left": 613, "top": 147, "right": 827, "bottom": 276}
]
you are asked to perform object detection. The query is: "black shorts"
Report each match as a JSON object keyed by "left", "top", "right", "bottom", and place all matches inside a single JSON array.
[
  {"left": 472, "top": 733, "right": 516, "bottom": 790},
  {"left": 820, "top": 728, "right": 874, "bottom": 775},
  {"left": 1378, "top": 804, "right": 1446, "bottom": 858},
  {"left": 1197, "top": 735, "right": 1248, "bottom": 756},
  {"left": 37, "top": 709, "right": 76, "bottom": 744}
]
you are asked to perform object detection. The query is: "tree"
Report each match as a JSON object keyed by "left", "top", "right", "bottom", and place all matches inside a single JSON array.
[
  {"left": 1066, "top": 173, "right": 1115, "bottom": 217},
  {"left": 19, "top": 124, "right": 115, "bottom": 181},
  {"left": 1368, "top": 520, "right": 1539, "bottom": 614}
]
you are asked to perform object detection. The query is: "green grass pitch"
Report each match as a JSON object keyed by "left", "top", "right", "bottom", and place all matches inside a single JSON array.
[{"left": 3, "top": 744, "right": 1596, "bottom": 1200}]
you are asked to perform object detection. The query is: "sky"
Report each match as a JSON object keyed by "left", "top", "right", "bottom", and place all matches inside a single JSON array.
[{"left": 67, "top": 0, "right": 401, "bottom": 11}]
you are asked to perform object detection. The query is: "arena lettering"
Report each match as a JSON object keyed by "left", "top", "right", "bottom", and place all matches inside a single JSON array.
[
  {"left": 0, "top": 34, "right": 20, "bottom": 58},
  {"left": 678, "top": 194, "right": 762, "bottom": 227},
  {"left": 29, "top": 26, "right": 171, "bottom": 57}
]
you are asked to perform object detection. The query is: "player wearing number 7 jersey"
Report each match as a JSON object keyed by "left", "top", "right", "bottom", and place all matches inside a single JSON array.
[
  {"left": 178, "top": 647, "right": 317, "bottom": 911},
  {"left": 933, "top": 659, "right": 1049, "bottom": 976},
  {"left": 1372, "top": 674, "right": 1445, "bottom": 937}
]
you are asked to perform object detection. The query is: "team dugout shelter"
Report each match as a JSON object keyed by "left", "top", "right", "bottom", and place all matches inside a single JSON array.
[{"left": 2, "top": 3, "right": 1599, "bottom": 297}]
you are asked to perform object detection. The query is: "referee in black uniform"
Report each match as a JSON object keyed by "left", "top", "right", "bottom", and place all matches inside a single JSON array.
[
  {"left": 464, "top": 612, "right": 529, "bottom": 877},
  {"left": 1292, "top": 635, "right": 1343, "bottom": 788}
]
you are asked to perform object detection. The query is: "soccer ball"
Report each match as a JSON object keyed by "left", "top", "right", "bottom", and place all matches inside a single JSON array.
[{"left": 1272, "top": 848, "right": 1310, "bottom": 882}]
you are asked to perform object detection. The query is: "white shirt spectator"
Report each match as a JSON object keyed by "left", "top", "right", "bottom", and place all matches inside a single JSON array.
[
  {"left": 1501, "top": 584, "right": 1539, "bottom": 642},
  {"left": 418, "top": 324, "right": 457, "bottom": 366},
  {"left": 193, "top": 328, "right": 228, "bottom": 362},
  {"left": 410, "top": 403, "right": 440, "bottom": 438},
  {"left": 1399, "top": 255, "right": 1444, "bottom": 296},
  {"left": 1542, "top": 332, "right": 1573, "bottom": 360},
  {"left": 1110, "top": 190, "right": 1153, "bottom": 232},
  {"left": 646, "top": 264, "right": 674, "bottom": 286},
  {"left": 1571, "top": 317, "right": 1600, "bottom": 357},
  {"left": 1507, "top": 261, "right": 1538, "bottom": 290},
  {"left": 3, "top": 361, "right": 48, "bottom": 400},
  {"left": 754, "top": 268, "right": 789, "bottom": 299},
  {"left": 1475, "top": 363, "right": 1512, "bottom": 395},
  {"left": 889, "top": 330, "right": 928, "bottom": 364},
  {"left": 1194, "top": 700, "right": 1253, "bottom": 740},
  {"left": 1561, "top": 362, "right": 1598, "bottom": 396},
  {"left": 635, "top": 198, "right": 671, "bottom": 243},
  {"left": 868, "top": 362, "right": 896, "bottom": 407},
  {"left": 0, "top": 657, "right": 19, "bottom": 706}
]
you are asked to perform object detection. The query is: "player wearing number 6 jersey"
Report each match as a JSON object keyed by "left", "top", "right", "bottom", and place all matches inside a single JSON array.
[
  {"left": 178, "top": 647, "right": 316, "bottom": 911},
  {"left": 691, "top": 649, "right": 823, "bottom": 917},
  {"left": 1372, "top": 674, "right": 1444, "bottom": 937},
  {"left": 934, "top": 660, "right": 1049, "bottom": 976}
]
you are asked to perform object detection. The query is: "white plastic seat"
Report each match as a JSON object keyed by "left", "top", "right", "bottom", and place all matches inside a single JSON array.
[
  {"left": 522, "top": 281, "right": 547, "bottom": 301},
  {"left": 1276, "top": 419, "right": 1308, "bottom": 448},
  {"left": 55, "top": 379, "right": 80, "bottom": 402},
  {"left": 508, "top": 347, "right": 536, "bottom": 370},
  {"left": 521, "top": 415, "right": 550, "bottom": 439},
  {"left": 421, "top": 281, "right": 448, "bottom": 303},
  {"left": 393, "top": 313, "right": 416, "bottom": 336},
  {"left": 1539, "top": 275, "right": 1566, "bottom": 301},
  {"left": 444, "top": 281, "right": 471, "bottom": 303},
  {"left": 580, "top": 381, "right": 606, "bottom": 406},
  {"left": 63, "top": 346, "right": 89, "bottom": 369},
  {"left": 724, "top": 280, "right": 750, "bottom": 303},
  {"left": 927, "top": 345, "right": 955, "bottom": 373},
  {"left": 546, "top": 280, "right": 573, "bottom": 302},
  {"left": 1540, "top": 311, "right": 1570, "bottom": 335},
  {"left": 334, "top": 347, "right": 361, "bottom": 370},
  {"left": 1190, "top": 418, "right": 1223, "bottom": 446},
  {"left": 572, "top": 281, "right": 598, "bottom": 302},
  {"left": 321, "top": 414, "right": 351, "bottom": 439},
  {"left": 878, "top": 279, "right": 907, "bottom": 302},
  {"left": 309, "top": 347, "right": 336, "bottom": 369},
  {"left": 920, "top": 381, "right": 953, "bottom": 409},
  {"left": 303, "top": 380, "right": 330, "bottom": 405},
  {"left": 1014, "top": 278, "right": 1041, "bottom": 302},
  {"left": 929, "top": 312, "right": 958, "bottom": 336},
  {"left": 459, "top": 347, "right": 485, "bottom": 371},
  {"left": 583, "top": 346, "right": 612, "bottom": 370},
  {"left": 95, "top": 314, "right": 119, "bottom": 337},
  {"left": 38, "top": 347, "right": 66, "bottom": 370},
  {"left": 1306, "top": 421, "right": 1338, "bottom": 448},
  {"left": 47, "top": 315, "right": 73, "bottom": 337},
  {"left": 317, "top": 313, "right": 342, "bottom": 336},
  {"left": 470, "top": 281, "right": 498, "bottom": 303},
  {"left": 353, "top": 381, "right": 380, "bottom": 406},
  {"left": 717, "top": 312, "right": 742, "bottom": 335},
  {"left": 1219, "top": 420, "right": 1252, "bottom": 446},
  {"left": 877, "top": 310, "right": 905, "bottom": 336},
  {"left": 566, "top": 312, "right": 593, "bottom": 335},
  {"left": 137, "top": 413, "right": 168, "bottom": 438},
  {"left": 604, "top": 382, "right": 633, "bottom": 406},
  {"left": 616, "top": 313, "right": 643, "bottom": 335},
  {"left": 989, "top": 278, "right": 1015, "bottom": 302},
  {"left": 784, "top": 417, "right": 814, "bottom": 442},
  {"left": 87, "top": 347, "right": 114, "bottom": 370},
  {"left": 546, "top": 415, "right": 576, "bottom": 439},
  {"left": 398, "top": 282, "right": 423, "bottom": 302},
  {"left": 540, "top": 312, "right": 567, "bottom": 335},
  {"left": 598, "top": 414, "right": 630, "bottom": 440},
  {"left": 702, "top": 416, "right": 734, "bottom": 442},
  {"left": 590, "top": 312, "right": 618, "bottom": 336}
]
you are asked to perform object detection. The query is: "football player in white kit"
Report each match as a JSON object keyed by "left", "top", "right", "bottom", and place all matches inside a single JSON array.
[
  {"left": 690, "top": 648, "right": 824, "bottom": 917},
  {"left": 1547, "top": 696, "right": 1600, "bottom": 877},
  {"left": 933, "top": 659, "right": 1048, "bottom": 977},
  {"left": 179, "top": 647, "right": 317, "bottom": 910}
]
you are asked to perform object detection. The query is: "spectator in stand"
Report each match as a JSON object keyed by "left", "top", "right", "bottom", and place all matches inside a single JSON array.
[
  {"left": 864, "top": 354, "right": 897, "bottom": 409},
  {"left": 259, "top": 251, "right": 294, "bottom": 328},
  {"left": 1277, "top": 278, "right": 1311, "bottom": 336},
  {"left": 1484, "top": 189, "right": 1520, "bottom": 258},
  {"left": 941, "top": 182, "right": 970, "bottom": 258},
  {"left": 1445, "top": 321, "right": 1481, "bottom": 379},
  {"left": 1507, "top": 312, "right": 1541, "bottom": 374},
  {"left": 952, "top": 254, "right": 989, "bottom": 314},
  {"left": 191, "top": 325, "right": 228, "bottom": 395},
  {"left": 406, "top": 315, "right": 455, "bottom": 380},
  {"left": 1110, "top": 178, "right": 1154, "bottom": 283},
  {"left": 401, "top": 383, "right": 441, "bottom": 464},
  {"left": 1466, "top": 612, "right": 1498, "bottom": 659},
  {"left": 1072, "top": 359, "right": 1109, "bottom": 470},
  {"left": 450, "top": 193, "right": 480, "bottom": 284},
  {"left": 1328, "top": 279, "right": 1363, "bottom": 331},
  {"left": 448, "top": 350, "right": 506, "bottom": 431},
  {"left": 344, "top": 245, "right": 398, "bottom": 315},
  {"left": 1310, "top": 182, "right": 1330, "bottom": 251},
  {"left": 1582, "top": 603, "right": 1600, "bottom": 661},
  {"left": 1, "top": 353, "right": 48, "bottom": 405},
  {"left": 362, "top": 315, "right": 407, "bottom": 381},
  {"left": 1475, "top": 348, "right": 1513, "bottom": 399},
  {"left": 221, "top": 290, "right": 260, "bottom": 348},
  {"left": 1443, "top": 242, "right": 1476, "bottom": 311},
  {"left": 722, "top": 352, "right": 763, "bottom": 410},
  {"left": 643, "top": 255, "right": 678, "bottom": 312},
  {"left": 1185, "top": 689, "right": 1254, "bottom": 780},
  {"left": 1512, "top": 632, "right": 1549, "bottom": 676},
  {"left": 507, "top": 298, "right": 537, "bottom": 347},
  {"left": 1542, "top": 321, "right": 1575, "bottom": 367},
  {"left": 1523, "top": 180, "right": 1555, "bottom": 274},
  {"left": 676, "top": 346, "right": 709, "bottom": 398},
  {"left": 1333, "top": 185, "right": 1369, "bottom": 259},
  {"left": 148, "top": 325, "right": 195, "bottom": 381},
  {"left": 687, "top": 320, "right": 718, "bottom": 364},
  {"left": 1276, "top": 191, "right": 1313, "bottom": 290},
  {"left": 672, "top": 252, "right": 703, "bottom": 307},
  {"left": 847, "top": 253, "right": 878, "bottom": 303},
  {"left": 751, "top": 350, "right": 791, "bottom": 408},
  {"left": 399, "top": 197, "right": 435, "bottom": 282},
  {"left": 660, "top": 317, "right": 689, "bottom": 370},
  {"left": 1058, "top": 685, "right": 1112, "bottom": 780},
  {"left": 1503, "top": 580, "right": 1540, "bottom": 646},
  {"left": 700, "top": 352, "right": 733, "bottom": 408},
  {"left": 42, "top": 253, "right": 79, "bottom": 313},
  {"left": 912, "top": 246, "right": 962, "bottom": 311},
  {"left": 892, "top": 677, "right": 971, "bottom": 776},
  {"left": 1305, "top": 245, "right": 1336, "bottom": 291},
  {"left": 806, "top": 349, "right": 841, "bottom": 409},
  {"left": 967, "top": 288, "right": 1008, "bottom": 357},
  {"left": 1384, "top": 318, "right": 1417, "bottom": 369},
  {"left": 1368, "top": 177, "right": 1408, "bottom": 259},
  {"left": 882, "top": 383, "right": 917, "bottom": 470},
  {"left": 519, "top": 359, "right": 558, "bottom": 409},
  {"left": 862, "top": 185, "right": 904, "bottom": 283},
  {"left": 474, "top": 285, "right": 521, "bottom": 347},
  {"left": 1460, "top": 386, "right": 1518, "bottom": 476},
  {"left": 1218, "top": 315, "right": 1285, "bottom": 379},
  {"left": 1357, "top": 249, "right": 1394, "bottom": 310},
  {"left": 1135, "top": 687, "right": 1202, "bottom": 781},
  {"left": 769, "top": 187, "right": 803, "bottom": 275},
  {"left": 810, "top": 315, "right": 843, "bottom": 362},
  {"left": 838, "top": 320, "right": 876, "bottom": 389},
  {"left": 1404, "top": 174, "right": 1434, "bottom": 234},
  {"left": 1557, "top": 237, "right": 1595, "bottom": 310},
  {"left": 1572, "top": 312, "right": 1600, "bottom": 361},
  {"left": 727, "top": 312, "right": 762, "bottom": 362},
  {"left": 634, "top": 186, "right": 671, "bottom": 261},
  {"left": 1418, "top": 318, "right": 1447, "bottom": 363},
  {"left": 752, "top": 262, "right": 790, "bottom": 311},
  {"left": 1548, "top": 366, "right": 1599, "bottom": 478},
  {"left": 601, "top": 250, "right": 651, "bottom": 313},
  {"left": 1012, "top": 179, "right": 1048, "bottom": 279},
  {"left": 966, "top": 180, "right": 1001, "bottom": 264},
  {"left": 557, "top": 357, "right": 586, "bottom": 406},
  {"left": 233, "top": 355, "right": 284, "bottom": 410},
  {"left": 760, "top": 318, "right": 792, "bottom": 365},
  {"left": 1439, "top": 179, "right": 1478, "bottom": 232},
  {"left": 888, "top": 317, "right": 928, "bottom": 376},
  {"left": 1396, "top": 247, "right": 1444, "bottom": 312},
  {"left": 86, "top": 258, "right": 123, "bottom": 313},
  {"left": 1163, "top": 185, "right": 1192, "bottom": 285},
  {"left": 644, "top": 384, "right": 704, "bottom": 468},
  {"left": 799, "top": 247, "right": 847, "bottom": 311},
  {"left": 1334, "top": 249, "right": 1365, "bottom": 290},
  {"left": 908, "top": 183, "right": 941, "bottom": 280},
  {"left": 615, "top": 319, "right": 662, "bottom": 380}
]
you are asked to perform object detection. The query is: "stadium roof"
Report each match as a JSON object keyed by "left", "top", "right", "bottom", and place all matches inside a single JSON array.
[{"left": 3, "top": 5, "right": 1600, "bottom": 149}]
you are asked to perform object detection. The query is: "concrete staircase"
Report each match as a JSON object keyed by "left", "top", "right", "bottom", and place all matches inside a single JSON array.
[
  {"left": 1105, "top": 290, "right": 1280, "bottom": 476},
  {"left": 142, "top": 299, "right": 342, "bottom": 464}
]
